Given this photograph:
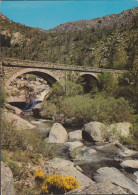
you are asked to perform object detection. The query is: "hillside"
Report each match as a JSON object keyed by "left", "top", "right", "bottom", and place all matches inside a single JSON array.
[{"left": 0, "top": 7, "right": 138, "bottom": 69}]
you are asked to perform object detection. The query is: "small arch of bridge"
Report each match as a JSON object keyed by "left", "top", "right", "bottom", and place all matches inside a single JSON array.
[
  {"left": 77, "top": 73, "right": 99, "bottom": 93},
  {"left": 6, "top": 68, "right": 60, "bottom": 89}
]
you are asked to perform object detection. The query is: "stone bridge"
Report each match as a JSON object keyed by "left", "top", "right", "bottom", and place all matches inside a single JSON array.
[{"left": 1, "top": 58, "right": 125, "bottom": 89}]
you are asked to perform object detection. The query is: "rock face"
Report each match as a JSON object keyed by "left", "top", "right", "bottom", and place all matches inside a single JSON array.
[
  {"left": 48, "top": 123, "right": 68, "bottom": 143},
  {"left": 3, "top": 109, "right": 35, "bottom": 130},
  {"left": 67, "top": 182, "right": 127, "bottom": 194},
  {"left": 68, "top": 130, "right": 82, "bottom": 141},
  {"left": 121, "top": 160, "right": 138, "bottom": 169},
  {"left": 106, "top": 122, "right": 131, "bottom": 142},
  {"left": 94, "top": 167, "right": 138, "bottom": 194},
  {"left": 83, "top": 121, "right": 106, "bottom": 142},
  {"left": 64, "top": 141, "right": 83, "bottom": 150},
  {"left": 1, "top": 162, "right": 15, "bottom": 195},
  {"left": 43, "top": 158, "right": 94, "bottom": 186}
]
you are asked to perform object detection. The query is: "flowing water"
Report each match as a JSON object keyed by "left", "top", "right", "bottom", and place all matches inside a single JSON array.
[{"left": 23, "top": 114, "right": 138, "bottom": 183}]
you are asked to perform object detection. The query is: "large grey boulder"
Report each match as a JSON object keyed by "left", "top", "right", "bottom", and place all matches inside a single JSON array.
[
  {"left": 48, "top": 123, "right": 68, "bottom": 143},
  {"left": 121, "top": 160, "right": 138, "bottom": 169},
  {"left": 68, "top": 130, "right": 82, "bottom": 141},
  {"left": 64, "top": 141, "right": 83, "bottom": 150},
  {"left": 67, "top": 182, "right": 127, "bottom": 194},
  {"left": 83, "top": 121, "right": 106, "bottom": 142},
  {"left": 106, "top": 122, "right": 131, "bottom": 142},
  {"left": 1, "top": 162, "right": 15, "bottom": 195},
  {"left": 3, "top": 109, "right": 35, "bottom": 130},
  {"left": 43, "top": 158, "right": 94, "bottom": 186},
  {"left": 94, "top": 167, "right": 138, "bottom": 194}
]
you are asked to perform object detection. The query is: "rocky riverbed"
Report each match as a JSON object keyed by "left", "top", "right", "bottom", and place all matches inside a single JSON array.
[{"left": 2, "top": 107, "right": 138, "bottom": 194}]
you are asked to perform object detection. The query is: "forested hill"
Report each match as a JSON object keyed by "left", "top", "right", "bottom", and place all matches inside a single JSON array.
[{"left": 1, "top": 7, "right": 138, "bottom": 69}]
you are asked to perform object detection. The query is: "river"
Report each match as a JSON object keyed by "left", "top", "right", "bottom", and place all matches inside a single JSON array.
[{"left": 23, "top": 113, "right": 138, "bottom": 184}]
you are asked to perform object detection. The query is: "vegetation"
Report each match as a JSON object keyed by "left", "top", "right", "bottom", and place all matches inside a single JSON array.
[
  {"left": 41, "top": 174, "right": 80, "bottom": 194},
  {"left": 0, "top": 88, "right": 7, "bottom": 107},
  {"left": 1, "top": 8, "right": 138, "bottom": 70}
]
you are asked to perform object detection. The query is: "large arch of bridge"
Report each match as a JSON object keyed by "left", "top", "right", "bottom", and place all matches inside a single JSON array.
[{"left": 5, "top": 68, "right": 60, "bottom": 89}]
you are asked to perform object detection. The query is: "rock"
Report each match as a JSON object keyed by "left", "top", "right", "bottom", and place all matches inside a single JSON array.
[
  {"left": 121, "top": 160, "right": 138, "bottom": 169},
  {"left": 11, "top": 32, "right": 26, "bottom": 45},
  {"left": 1, "top": 162, "right": 15, "bottom": 195},
  {"left": 5, "top": 103, "right": 23, "bottom": 116},
  {"left": 48, "top": 123, "right": 68, "bottom": 143},
  {"left": 43, "top": 158, "right": 94, "bottom": 186},
  {"left": 64, "top": 141, "right": 83, "bottom": 150},
  {"left": 68, "top": 130, "right": 82, "bottom": 141},
  {"left": 93, "top": 167, "right": 138, "bottom": 194},
  {"left": 3, "top": 109, "right": 35, "bottom": 130},
  {"left": 106, "top": 122, "right": 131, "bottom": 142},
  {"left": 134, "top": 171, "right": 138, "bottom": 184},
  {"left": 32, "top": 103, "right": 42, "bottom": 117},
  {"left": 67, "top": 182, "right": 128, "bottom": 194},
  {"left": 83, "top": 121, "right": 106, "bottom": 142},
  {"left": 84, "top": 148, "right": 97, "bottom": 157},
  {"left": 116, "top": 143, "right": 138, "bottom": 157}
]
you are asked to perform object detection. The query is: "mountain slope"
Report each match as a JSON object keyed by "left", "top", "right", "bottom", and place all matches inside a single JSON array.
[{"left": 0, "top": 7, "right": 138, "bottom": 70}]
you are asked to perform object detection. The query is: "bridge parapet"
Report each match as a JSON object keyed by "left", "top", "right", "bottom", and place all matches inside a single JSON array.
[{"left": 2, "top": 58, "right": 126, "bottom": 75}]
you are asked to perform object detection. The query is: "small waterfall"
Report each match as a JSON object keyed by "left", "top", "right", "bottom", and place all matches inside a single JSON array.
[{"left": 23, "top": 86, "right": 50, "bottom": 112}]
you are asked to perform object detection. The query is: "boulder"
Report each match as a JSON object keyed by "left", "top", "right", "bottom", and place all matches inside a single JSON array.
[
  {"left": 64, "top": 141, "right": 83, "bottom": 150},
  {"left": 83, "top": 148, "right": 97, "bottom": 157},
  {"left": 83, "top": 121, "right": 106, "bottom": 142},
  {"left": 115, "top": 143, "right": 138, "bottom": 157},
  {"left": 5, "top": 103, "right": 23, "bottom": 116},
  {"left": 68, "top": 130, "right": 82, "bottom": 141},
  {"left": 3, "top": 109, "right": 35, "bottom": 130},
  {"left": 134, "top": 171, "right": 138, "bottom": 184},
  {"left": 106, "top": 122, "right": 131, "bottom": 142},
  {"left": 32, "top": 103, "right": 42, "bottom": 117},
  {"left": 93, "top": 167, "right": 138, "bottom": 194},
  {"left": 43, "top": 158, "right": 94, "bottom": 186},
  {"left": 120, "top": 160, "right": 138, "bottom": 169},
  {"left": 1, "top": 162, "right": 15, "bottom": 195},
  {"left": 48, "top": 123, "right": 68, "bottom": 143},
  {"left": 67, "top": 182, "right": 127, "bottom": 194}
]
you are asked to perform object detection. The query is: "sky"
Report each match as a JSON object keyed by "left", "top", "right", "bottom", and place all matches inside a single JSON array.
[{"left": 1, "top": 0, "right": 138, "bottom": 30}]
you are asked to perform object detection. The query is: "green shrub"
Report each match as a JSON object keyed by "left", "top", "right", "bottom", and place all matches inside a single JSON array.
[
  {"left": 60, "top": 94, "right": 133, "bottom": 125},
  {"left": 0, "top": 88, "right": 7, "bottom": 107},
  {"left": 41, "top": 101, "right": 57, "bottom": 119},
  {"left": 27, "top": 74, "right": 37, "bottom": 81}
]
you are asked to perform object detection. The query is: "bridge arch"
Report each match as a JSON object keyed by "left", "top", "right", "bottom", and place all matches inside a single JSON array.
[
  {"left": 6, "top": 68, "right": 60, "bottom": 89},
  {"left": 77, "top": 73, "right": 99, "bottom": 93}
]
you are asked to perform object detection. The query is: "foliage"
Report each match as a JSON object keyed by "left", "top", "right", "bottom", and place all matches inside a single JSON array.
[
  {"left": 35, "top": 168, "right": 45, "bottom": 181},
  {"left": 41, "top": 174, "right": 81, "bottom": 194},
  {"left": 98, "top": 72, "right": 118, "bottom": 96},
  {"left": 41, "top": 101, "right": 57, "bottom": 119},
  {"left": 117, "top": 71, "right": 138, "bottom": 112},
  {"left": 0, "top": 88, "right": 7, "bottom": 107},
  {"left": 1, "top": 117, "right": 25, "bottom": 149},
  {"left": 60, "top": 94, "right": 133, "bottom": 125},
  {"left": 1, "top": 116, "right": 56, "bottom": 158},
  {"left": 27, "top": 74, "right": 37, "bottom": 81}
]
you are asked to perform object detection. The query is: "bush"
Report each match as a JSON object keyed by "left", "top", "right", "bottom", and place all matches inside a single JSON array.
[
  {"left": 41, "top": 101, "right": 57, "bottom": 119},
  {"left": 0, "top": 88, "right": 7, "bottom": 107},
  {"left": 41, "top": 174, "right": 81, "bottom": 194},
  {"left": 35, "top": 168, "right": 45, "bottom": 181},
  {"left": 98, "top": 72, "right": 118, "bottom": 96},
  {"left": 60, "top": 94, "right": 133, "bottom": 125},
  {"left": 27, "top": 74, "right": 37, "bottom": 81}
]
